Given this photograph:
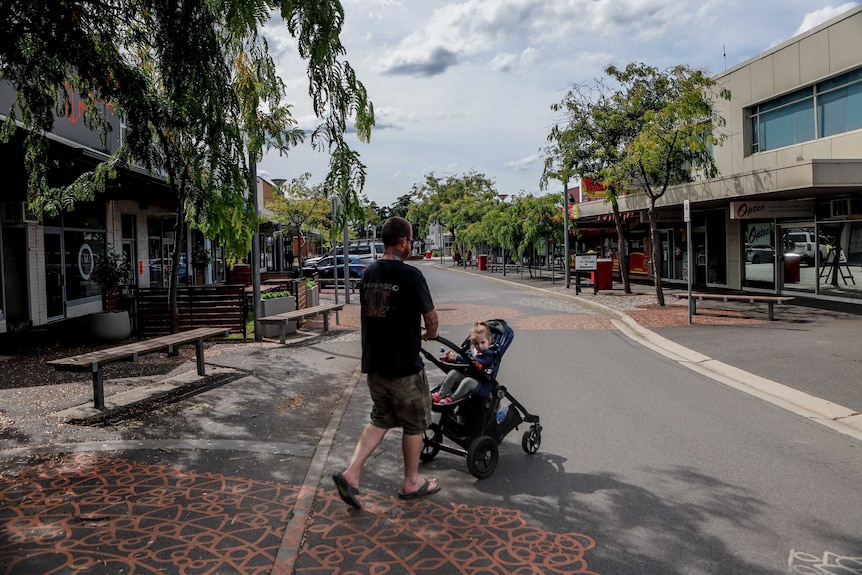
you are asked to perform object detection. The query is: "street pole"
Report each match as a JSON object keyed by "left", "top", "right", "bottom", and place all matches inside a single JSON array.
[
  {"left": 250, "top": 156, "right": 262, "bottom": 341},
  {"left": 342, "top": 212, "right": 350, "bottom": 304},
  {"left": 685, "top": 199, "right": 693, "bottom": 324},
  {"left": 332, "top": 197, "right": 340, "bottom": 307},
  {"left": 439, "top": 227, "right": 444, "bottom": 266},
  {"left": 563, "top": 180, "right": 571, "bottom": 289}
]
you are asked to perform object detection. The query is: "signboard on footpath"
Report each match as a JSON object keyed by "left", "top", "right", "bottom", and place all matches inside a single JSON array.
[
  {"left": 729, "top": 201, "right": 814, "bottom": 219},
  {"left": 575, "top": 254, "right": 597, "bottom": 271}
]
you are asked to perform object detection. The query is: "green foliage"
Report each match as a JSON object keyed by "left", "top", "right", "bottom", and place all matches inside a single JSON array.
[
  {"left": 2, "top": 0, "right": 375, "bottom": 331},
  {"left": 261, "top": 290, "right": 291, "bottom": 299},
  {"left": 543, "top": 61, "right": 730, "bottom": 304},
  {"left": 1, "top": 0, "right": 374, "bottom": 247},
  {"left": 91, "top": 249, "right": 131, "bottom": 292},
  {"left": 406, "top": 171, "right": 498, "bottom": 247}
]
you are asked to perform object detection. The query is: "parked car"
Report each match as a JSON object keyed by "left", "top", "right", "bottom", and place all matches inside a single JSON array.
[
  {"left": 302, "top": 255, "right": 367, "bottom": 286},
  {"left": 304, "top": 242, "right": 383, "bottom": 268},
  {"left": 783, "top": 230, "right": 831, "bottom": 265},
  {"left": 745, "top": 246, "right": 775, "bottom": 264}
]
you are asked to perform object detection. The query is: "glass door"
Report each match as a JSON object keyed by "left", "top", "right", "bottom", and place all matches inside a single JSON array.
[{"left": 742, "top": 221, "right": 775, "bottom": 291}]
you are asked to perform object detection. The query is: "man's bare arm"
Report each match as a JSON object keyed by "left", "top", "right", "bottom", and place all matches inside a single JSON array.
[{"left": 422, "top": 309, "right": 439, "bottom": 341}]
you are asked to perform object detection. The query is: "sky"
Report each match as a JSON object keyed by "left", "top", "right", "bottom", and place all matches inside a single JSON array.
[{"left": 257, "top": 0, "right": 860, "bottom": 209}]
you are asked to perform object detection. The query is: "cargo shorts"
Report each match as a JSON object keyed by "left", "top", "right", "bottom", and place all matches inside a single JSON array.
[{"left": 367, "top": 370, "right": 432, "bottom": 435}]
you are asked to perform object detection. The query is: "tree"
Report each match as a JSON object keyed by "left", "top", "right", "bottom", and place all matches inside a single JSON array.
[
  {"left": 268, "top": 173, "right": 331, "bottom": 267},
  {"left": 607, "top": 63, "right": 730, "bottom": 305},
  {"left": 544, "top": 75, "right": 633, "bottom": 294},
  {"left": 545, "top": 63, "right": 729, "bottom": 304},
  {"left": 407, "top": 172, "right": 498, "bottom": 253},
  {"left": 514, "top": 193, "right": 566, "bottom": 276},
  {"left": 2, "top": 0, "right": 374, "bottom": 331}
]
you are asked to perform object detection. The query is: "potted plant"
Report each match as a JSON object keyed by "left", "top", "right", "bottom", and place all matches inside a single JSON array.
[
  {"left": 90, "top": 248, "right": 132, "bottom": 340},
  {"left": 191, "top": 242, "right": 211, "bottom": 284},
  {"left": 260, "top": 289, "right": 297, "bottom": 337},
  {"left": 305, "top": 278, "right": 319, "bottom": 307}
]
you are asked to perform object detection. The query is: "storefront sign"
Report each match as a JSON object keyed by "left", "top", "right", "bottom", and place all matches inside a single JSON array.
[{"left": 730, "top": 201, "right": 814, "bottom": 220}]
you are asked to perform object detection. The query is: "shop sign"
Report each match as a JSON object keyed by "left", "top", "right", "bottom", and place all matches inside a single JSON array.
[{"left": 729, "top": 201, "right": 814, "bottom": 220}]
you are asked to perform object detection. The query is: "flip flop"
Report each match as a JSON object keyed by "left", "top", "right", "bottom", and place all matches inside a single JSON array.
[
  {"left": 397, "top": 478, "right": 441, "bottom": 500},
  {"left": 332, "top": 472, "right": 361, "bottom": 509}
]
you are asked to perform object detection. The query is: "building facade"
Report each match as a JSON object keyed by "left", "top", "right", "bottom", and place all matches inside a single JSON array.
[
  {"left": 576, "top": 5, "right": 862, "bottom": 302},
  {"left": 0, "top": 83, "right": 217, "bottom": 334}
]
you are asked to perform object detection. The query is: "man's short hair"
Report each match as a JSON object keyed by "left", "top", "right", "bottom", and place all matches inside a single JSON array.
[{"left": 381, "top": 217, "right": 412, "bottom": 247}]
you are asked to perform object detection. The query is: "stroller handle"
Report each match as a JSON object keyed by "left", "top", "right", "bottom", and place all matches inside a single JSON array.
[
  {"left": 431, "top": 335, "right": 462, "bottom": 351},
  {"left": 420, "top": 335, "right": 467, "bottom": 371}
]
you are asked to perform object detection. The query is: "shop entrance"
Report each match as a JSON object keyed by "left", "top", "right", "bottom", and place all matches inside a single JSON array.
[{"left": 3, "top": 227, "right": 31, "bottom": 323}]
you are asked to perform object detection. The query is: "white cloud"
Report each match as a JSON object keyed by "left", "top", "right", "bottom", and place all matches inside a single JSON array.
[
  {"left": 504, "top": 154, "right": 541, "bottom": 171},
  {"left": 794, "top": 2, "right": 859, "bottom": 35}
]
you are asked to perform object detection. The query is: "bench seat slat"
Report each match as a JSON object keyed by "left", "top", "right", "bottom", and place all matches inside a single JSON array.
[
  {"left": 675, "top": 293, "right": 794, "bottom": 321},
  {"left": 259, "top": 303, "right": 345, "bottom": 343},
  {"left": 46, "top": 327, "right": 230, "bottom": 409}
]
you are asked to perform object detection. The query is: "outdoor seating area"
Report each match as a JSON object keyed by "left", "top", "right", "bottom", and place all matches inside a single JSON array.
[{"left": 46, "top": 327, "right": 231, "bottom": 409}]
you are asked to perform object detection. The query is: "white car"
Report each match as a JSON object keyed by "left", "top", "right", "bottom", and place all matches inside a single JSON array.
[
  {"left": 304, "top": 242, "right": 383, "bottom": 268},
  {"left": 784, "top": 230, "right": 830, "bottom": 265}
]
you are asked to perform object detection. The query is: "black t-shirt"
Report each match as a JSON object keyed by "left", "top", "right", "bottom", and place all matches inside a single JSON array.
[{"left": 360, "top": 260, "right": 435, "bottom": 378}]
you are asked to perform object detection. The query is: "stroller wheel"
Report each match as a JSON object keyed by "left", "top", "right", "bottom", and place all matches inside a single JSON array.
[
  {"left": 522, "top": 427, "right": 541, "bottom": 454},
  {"left": 420, "top": 423, "right": 442, "bottom": 462},
  {"left": 466, "top": 436, "right": 499, "bottom": 479}
]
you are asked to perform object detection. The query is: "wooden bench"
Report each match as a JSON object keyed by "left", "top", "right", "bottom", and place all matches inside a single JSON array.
[
  {"left": 489, "top": 263, "right": 522, "bottom": 274},
  {"left": 258, "top": 303, "right": 345, "bottom": 343},
  {"left": 676, "top": 293, "right": 795, "bottom": 321},
  {"left": 46, "top": 327, "right": 231, "bottom": 409}
]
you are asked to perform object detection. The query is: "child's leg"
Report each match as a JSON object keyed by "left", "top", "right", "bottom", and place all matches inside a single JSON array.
[
  {"left": 451, "top": 377, "right": 479, "bottom": 400},
  {"left": 439, "top": 371, "right": 465, "bottom": 396}
]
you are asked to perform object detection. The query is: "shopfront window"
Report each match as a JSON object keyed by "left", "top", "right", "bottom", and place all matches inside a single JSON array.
[
  {"left": 817, "top": 222, "right": 862, "bottom": 297},
  {"left": 742, "top": 221, "right": 775, "bottom": 290},
  {"left": 65, "top": 230, "right": 105, "bottom": 301}
]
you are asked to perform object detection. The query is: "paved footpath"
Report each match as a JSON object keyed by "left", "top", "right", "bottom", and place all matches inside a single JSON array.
[{"left": 1, "top": 265, "right": 861, "bottom": 574}]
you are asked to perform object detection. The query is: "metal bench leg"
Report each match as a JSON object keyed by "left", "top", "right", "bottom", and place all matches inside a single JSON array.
[
  {"left": 322, "top": 312, "right": 330, "bottom": 332},
  {"left": 768, "top": 302, "right": 774, "bottom": 321},
  {"left": 195, "top": 338, "right": 206, "bottom": 376},
  {"left": 280, "top": 323, "right": 287, "bottom": 345},
  {"left": 91, "top": 364, "right": 105, "bottom": 409}
]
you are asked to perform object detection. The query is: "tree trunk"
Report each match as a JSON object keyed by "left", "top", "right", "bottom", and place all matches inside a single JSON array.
[
  {"left": 611, "top": 199, "right": 631, "bottom": 294},
  {"left": 169, "top": 200, "right": 186, "bottom": 334},
  {"left": 648, "top": 200, "right": 665, "bottom": 306}
]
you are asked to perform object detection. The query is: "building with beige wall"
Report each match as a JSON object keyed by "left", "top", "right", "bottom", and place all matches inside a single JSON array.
[{"left": 577, "top": 5, "right": 862, "bottom": 301}]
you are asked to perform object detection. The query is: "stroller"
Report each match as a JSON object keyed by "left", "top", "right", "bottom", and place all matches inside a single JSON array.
[{"left": 420, "top": 319, "right": 542, "bottom": 479}]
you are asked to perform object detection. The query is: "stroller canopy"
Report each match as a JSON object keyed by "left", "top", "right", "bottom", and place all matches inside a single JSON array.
[{"left": 479, "top": 319, "right": 514, "bottom": 378}]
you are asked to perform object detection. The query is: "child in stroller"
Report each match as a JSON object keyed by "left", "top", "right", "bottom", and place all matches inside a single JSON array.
[
  {"left": 432, "top": 321, "right": 498, "bottom": 405},
  {"left": 421, "top": 319, "right": 542, "bottom": 479}
]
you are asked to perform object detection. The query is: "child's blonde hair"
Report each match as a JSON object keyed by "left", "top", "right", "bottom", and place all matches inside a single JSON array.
[{"left": 469, "top": 321, "right": 493, "bottom": 343}]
